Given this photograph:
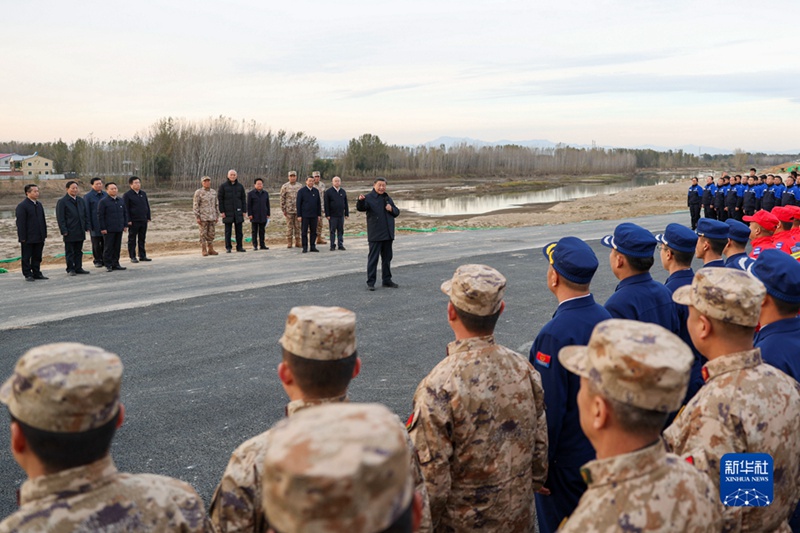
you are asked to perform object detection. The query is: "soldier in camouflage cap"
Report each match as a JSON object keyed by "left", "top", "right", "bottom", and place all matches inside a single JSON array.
[
  {"left": 280, "top": 171, "right": 302, "bottom": 247},
  {"left": 0, "top": 342, "right": 211, "bottom": 532},
  {"left": 210, "top": 307, "right": 432, "bottom": 532},
  {"left": 262, "top": 403, "right": 422, "bottom": 533},
  {"left": 664, "top": 268, "right": 800, "bottom": 531},
  {"left": 408, "top": 264, "right": 548, "bottom": 531},
  {"left": 558, "top": 320, "right": 723, "bottom": 532}
]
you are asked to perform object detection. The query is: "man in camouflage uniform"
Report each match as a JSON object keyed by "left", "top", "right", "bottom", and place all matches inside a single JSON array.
[
  {"left": 312, "top": 170, "right": 327, "bottom": 245},
  {"left": 0, "top": 343, "right": 211, "bottom": 532},
  {"left": 193, "top": 175, "right": 219, "bottom": 256},
  {"left": 261, "top": 403, "right": 424, "bottom": 532},
  {"left": 280, "top": 171, "right": 302, "bottom": 248},
  {"left": 408, "top": 264, "right": 548, "bottom": 532},
  {"left": 210, "top": 306, "right": 432, "bottom": 532},
  {"left": 664, "top": 267, "right": 800, "bottom": 532},
  {"left": 558, "top": 319, "right": 723, "bottom": 532}
]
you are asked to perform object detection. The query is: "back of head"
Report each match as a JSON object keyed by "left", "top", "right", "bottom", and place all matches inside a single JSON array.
[
  {"left": 542, "top": 236, "right": 598, "bottom": 290},
  {"left": 751, "top": 249, "right": 800, "bottom": 316},
  {"left": 602, "top": 223, "right": 656, "bottom": 273},
  {"left": 655, "top": 223, "right": 697, "bottom": 267},
  {"left": 262, "top": 403, "right": 414, "bottom": 533}
]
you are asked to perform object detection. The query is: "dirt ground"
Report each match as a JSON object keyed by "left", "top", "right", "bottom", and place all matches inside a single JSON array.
[{"left": 0, "top": 176, "right": 689, "bottom": 271}]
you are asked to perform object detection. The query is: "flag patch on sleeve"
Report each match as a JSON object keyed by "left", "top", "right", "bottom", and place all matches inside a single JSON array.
[{"left": 534, "top": 352, "right": 552, "bottom": 368}]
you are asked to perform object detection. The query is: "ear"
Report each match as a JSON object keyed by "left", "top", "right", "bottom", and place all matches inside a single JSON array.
[
  {"left": 10, "top": 421, "right": 26, "bottom": 455},
  {"left": 278, "top": 361, "right": 295, "bottom": 386},
  {"left": 411, "top": 491, "right": 423, "bottom": 532},
  {"left": 547, "top": 267, "right": 558, "bottom": 288},
  {"left": 352, "top": 357, "right": 362, "bottom": 379},
  {"left": 116, "top": 403, "right": 126, "bottom": 429},
  {"left": 697, "top": 314, "right": 713, "bottom": 341},
  {"left": 447, "top": 301, "right": 458, "bottom": 322},
  {"left": 594, "top": 395, "right": 611, "bottom": 430},
  {"left": 614, "top": 252, "right": 625, "bottom": 270}
]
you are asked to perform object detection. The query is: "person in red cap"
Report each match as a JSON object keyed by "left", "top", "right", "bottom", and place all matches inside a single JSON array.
[
  {"left": 788, "top": 206, "right": 800, "bottom": 242},
  {"left": 770, "top": 206, "right": 797, "bottom": 254},
  {"left": 743, "top": 210, "right": 779, "bottom": 259}
]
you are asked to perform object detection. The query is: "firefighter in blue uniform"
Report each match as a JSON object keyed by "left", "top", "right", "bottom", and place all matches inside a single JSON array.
[
  {"left": 602, "top": 223, "right": 680, "bottom": 335},
  {"left": 742, "top": 176, "right": 758, "bottom": 217},
  {"left": 655, "top": 223, "right": 704, "bottom": 409},
  {"left": 723, "top": 219, "right": 755, "bottom": 271},
  {"left": 781, "top": 173, "right": 798, "bottom": 206},
  {"left": 530, "top": 236, "right": 611, "bottom": 533},
  {"left": 729, "top": 175, "right": 745, "bottom": 221},
  {"left": 701, "top": 176, "right": 717, "bottom": 220},
  {"left": 714, "top": 177, "right": 729, "bottom": 221},
  {"left": 687, "top": 177, "right": 703, "bottom": 230},
  {"left": 762, "top": 175, "right": 777, "bottom": 212}
]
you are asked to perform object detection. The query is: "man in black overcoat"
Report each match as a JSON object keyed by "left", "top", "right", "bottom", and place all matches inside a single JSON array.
[
  {"left": 218, "top": 169, "right": 247, "bottom": 252},
  {"left": 356, "top": 177, "right": 400, "bottom": 290},
  {"left": 15, "top": 184, "right": 48, "bottom": 281},
  {"left": 55, "top": 180, "right": 89, "bottom": 275}
]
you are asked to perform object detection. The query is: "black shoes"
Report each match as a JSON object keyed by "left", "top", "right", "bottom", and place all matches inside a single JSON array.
[
  {"left": 68, "top": 271, "right": 77, "bottom": 276},
  {"left": 302, "top": 249, "right": 308, "bottom": 253},
  {"left": 94, "top": 261, "right": 104, "bottom": 268},
  {"left": 25, "top": 276, "right": 35, "bottom": 282},
  {"left": 33, "top": 274, "right": 49, "bottom": 280},
  {"left": 330, "top": 247, "right": 336, "bottom": 251},
  {"left": 106, "top": 266, "right": 113, "bottom": 272},
  {"left": 140, "top": 257, "right": 152, "bottom": 262},
  {"left": 75, "top": 269, "right": 90, "bottom": 275},
  {"left": 260, "top": 246, "right": 269, "bottom": 250},
  {"left": 382, "top": 281, "right": 399, "bottom": 288},
  {"left": 367, "top": 284, "right": 375, "bottom": 291},
  {"left": 236, "top": 248, "right": 246, "bottom": 253},
  {"left": 338, "top": 246, "right": 346, "bottom": 251},
  {"left": 112, "top": 265, "right": 127, "bottom": 271},
  {"left": 310, "top": 248, "right": 319, "bottom": 253},
  {"left": 130, "top": 257, "right": 139, "bottom": 263},
  {"left": 226, "top": 249, "right": 232, "bottom": 253}
]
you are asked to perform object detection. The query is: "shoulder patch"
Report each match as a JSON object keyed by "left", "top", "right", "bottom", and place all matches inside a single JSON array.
[{"left": 534, "top": 351, "right": 551, "bottom": 368}]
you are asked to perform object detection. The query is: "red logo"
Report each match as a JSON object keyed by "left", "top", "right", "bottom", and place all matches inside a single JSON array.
[{"left": 535, "top": 352, "right": 552, "bottom": 368}]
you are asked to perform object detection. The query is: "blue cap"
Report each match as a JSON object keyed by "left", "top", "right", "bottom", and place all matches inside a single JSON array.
[
  {"left": 751, "top": 249, "right": 800, "bottom": 303},
  {"left": 654, "top": 223, "right": 698, "bottom": 254},
  {"left": 601, "top": 223, "right": 656, "bottom": 258},
  {"left": 696, "top": 218, "right": 729, "bottom": 240},
  {"left": 725, "top": 219, "right": 751, "bottom": 244},
  {"left": 542, "top": 236, "right": 598, "bottom": 284}
]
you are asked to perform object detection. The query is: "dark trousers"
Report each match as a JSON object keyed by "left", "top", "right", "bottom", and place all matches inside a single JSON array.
[
  {"left": 251, "top": 222, "right": 266, "bottom": 248},
  {"left": 128, "top": 221, "right": 148, "bottom": 258},
  {"left": 91, "top": 235, "right": 105, "bottom": 265},
  {"left": 718, "top": 208, "right": 728, "bottom": 222},
  {"left": 329, "top": 217, "right": 344, "bottom": 248},
  {"left": 535, "top": 465, "right": 587, "bottom": 533},
  {"left": 20, "top": 242, "right": 44, "bottom": 278},
  {"left": 64, "top": 240, "right": 84, "bottom": 272},
  {"left": 703, "top": 205, "right": 716, "bottom": 220},
  {"left": 689, "top": 205, "right": 701, "bottom": 230},
  {"left": 366, "top": 240, "right": 393, "bottom": 286},
  {"left": 103, "top": 232, "right": 123, "bottom": 267},
  {"left": 224, "top": 222, "right": 244, "bottom": 251},
  {"left": 301, "top": 217, "right": 317, "bottom": 251}
]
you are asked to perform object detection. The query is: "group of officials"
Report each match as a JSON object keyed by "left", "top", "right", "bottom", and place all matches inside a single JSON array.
[
  {"left": 687, "top": 168, "right": 800, "bottom": 230},
  {"left": 14, "top": 177, "right": 151, "bottom": 280},
  {"left": 4, "top": 209, "right": 800, "bottom": 531}
]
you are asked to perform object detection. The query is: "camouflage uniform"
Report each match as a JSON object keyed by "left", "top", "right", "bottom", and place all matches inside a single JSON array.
[
  {"left": 409, "top": 264, "right": 548, "bottom": 532},
  {"left": 193, "top": 177, "right": 219, "bottom": 254},
  {"left": 665, "top": 268, "right": 800, "bottom": 532},
  {"left": 558, "top": 320, "right": 724, "bottom": 532},
  {"left": 262, "top": 403, "right": 415, "bottom": 533},
  {"left": 210, "top": 306, "right": 432, "bottom": 533},
  {"left": 0, "top": 343, "right": 212, "bottom": 533},
  {"left": 279, "top": 174, "right": 302, "bottom": 247},
  {"left": 313, "top": 172, "right": 326, "bottom": 244}
]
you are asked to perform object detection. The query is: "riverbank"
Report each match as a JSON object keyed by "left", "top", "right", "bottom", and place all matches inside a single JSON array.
[{"left": 0, "top": 177, "right": 690, "bottom": 270}]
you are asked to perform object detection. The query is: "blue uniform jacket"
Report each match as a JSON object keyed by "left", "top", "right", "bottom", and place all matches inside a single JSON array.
[
  {"left": 296, "top": 186, "right": 321, "bottom": 218},
  {"left": 724, "top": 252, "right": 754, "bottom": 272},
  {"left": 664, "top": 268, "right": 705, "bottom": 406},
  {"left": 703, "top": 259, "right": 726, "bottom": 268},
  {"left": 782, "top": 185, "right": 798, "bottom": 206},
  {"left": 687, "top": 184, "right": 702, "bottom": 206},
  {"left": 604, "top": 272, "right": 680, "bottom": 334},
  {"left": 701, "top": 184, "right": 716, "bottom": 207},
  {"left": 754, "top": 317, "right": 800, "bottom": 382}
]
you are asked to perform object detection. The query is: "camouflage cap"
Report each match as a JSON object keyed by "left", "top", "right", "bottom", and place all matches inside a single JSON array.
[
  {"left": 262, "top": 402, "right": 414, "bottom": 533},
  {"left": 288, "top": 170, "right": 297, "bottom": 176},
  {"left": 0, "top": 343, "right": 122, "bottom": 433},
  {"left": 312, "top": 171, "right": 321, "bottom": 177},
  {"left": 441, "top": 264, "right": 506, "bottom": 316},
  {"left": 201, "top": 176, "right": 211, "bottom": 182},
  {"left": 560, "top": 319, "right": 693, "bottom": 412},
  {"left": 279, "top": 306, "right": 357, "bottom": 361},
  {"left": 673, "top": 267, "right": 765, "bottom": 327}
]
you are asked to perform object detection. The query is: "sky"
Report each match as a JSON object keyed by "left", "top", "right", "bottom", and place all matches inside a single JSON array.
[{"left": 3, "top": 0, "right": 799, "bottom": 151}]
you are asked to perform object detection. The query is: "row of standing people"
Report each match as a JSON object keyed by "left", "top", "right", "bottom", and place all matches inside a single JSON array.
[
  {"left": 14, "top": 177, "right": 151, "bottom": 280},
  {"left": 688, "top": 170, "right": 800, "bottom": 230}
]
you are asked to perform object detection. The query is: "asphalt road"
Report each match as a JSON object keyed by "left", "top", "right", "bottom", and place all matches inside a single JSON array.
[{"left": 0, "top": 211, "right": 696, "bottom": 517}]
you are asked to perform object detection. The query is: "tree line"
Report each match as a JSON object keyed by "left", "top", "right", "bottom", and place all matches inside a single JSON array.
[{"left": 2, "top": 118, "right": 798, "bottom": 189}]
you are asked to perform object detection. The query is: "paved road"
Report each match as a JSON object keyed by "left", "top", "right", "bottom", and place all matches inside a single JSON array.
[{"left": 0, "top": 212, "right": 695, "bottom": 517}]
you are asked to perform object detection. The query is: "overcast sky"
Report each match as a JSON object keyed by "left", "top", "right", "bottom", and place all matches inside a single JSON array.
[{"left": 3, "top": 0, "right": 799, "bottom": 151}]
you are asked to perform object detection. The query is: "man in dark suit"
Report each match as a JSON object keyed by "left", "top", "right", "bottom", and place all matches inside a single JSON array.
[
  {"left": 97, "top": 183, "right": 128, "bottom": 272},
  {"left": 324, "top": 176, "right": 349, "bottom": 251},
  {"left": 84, "top": 177, "right": 107, "bottom": 267},
  {"left": 123, "top": 176, "right": 151, "bottom": 263},
  {"left": 296, "top": 176, "right": 321, "bottom": 253},
  {"left": 55, "top": 180, "right": 90, "bottom": 276},
  {"left": 356, "top": 177, "right": 400, "bottom": 290},
  {"left": 218, "top": 169, "right": 247, "bottom": 253},
  {"left": 15, "top": 184, "right": 48, "bottom": 281},
  {"left": 247, "top": 178, "right": 271, "bottom": 251}
]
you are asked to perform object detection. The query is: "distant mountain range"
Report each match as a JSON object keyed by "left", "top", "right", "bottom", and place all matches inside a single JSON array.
[{"left": 317, "top": 137, "right": 799, "bottom": 156}]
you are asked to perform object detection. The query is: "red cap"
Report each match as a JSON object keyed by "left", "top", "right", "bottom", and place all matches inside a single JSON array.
[
  {"left": 785, "top": 205, "right": 800, "bottom": 220},
  {"left": 771, "top": 206, "right": 795, "bottom": 223},
  {"left": 743, "top": 210, "right": 780, "bottom": 232}
]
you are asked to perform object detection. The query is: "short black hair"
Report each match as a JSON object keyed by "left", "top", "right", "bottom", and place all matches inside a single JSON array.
[
  {"left": 128, "top": 176, "right": 140, "bottom": 185},
  {"left": 24, "top": 184, "right": 38, "bottom": 194},
  {"left": 90, "top": 177, "right": 103, "bottom": 185},
  {"left": 254, "top": 178, "right": 263, "bottom": 184},
  {"left": 283, "top": 350, "right": 357, "bottom": 398},
  {"left": 373, "top": 177, "right": 387, "bottom": 184},
  {"left": 667, "top": 246, "right": 694, "bottom": 267},
  {"left": 453, "top": 306, "right": 501, "bottom": 335},
  {"left": 560, "top": 277, "right": 590, "bottom": 292},
  {"left": 622, "top": 253, "right": 654, "bottom": 273},
  {"left": 65, "top": 180, "right": 78, "bottom": 189},
  {"left": 10, "top": 410, "right": 118, "bottom": 472},
  {"left": 105, "top": 182, "right": 117, "bottom": 189},
  {"left": 772, "top": 295, "right": 800, "bottom": 316},
  {"left": 750, "top": 168, "right": 757, "bottom": 172},
  {"left": 701, "top": 236, "right": 727, "bottom": 256}
]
